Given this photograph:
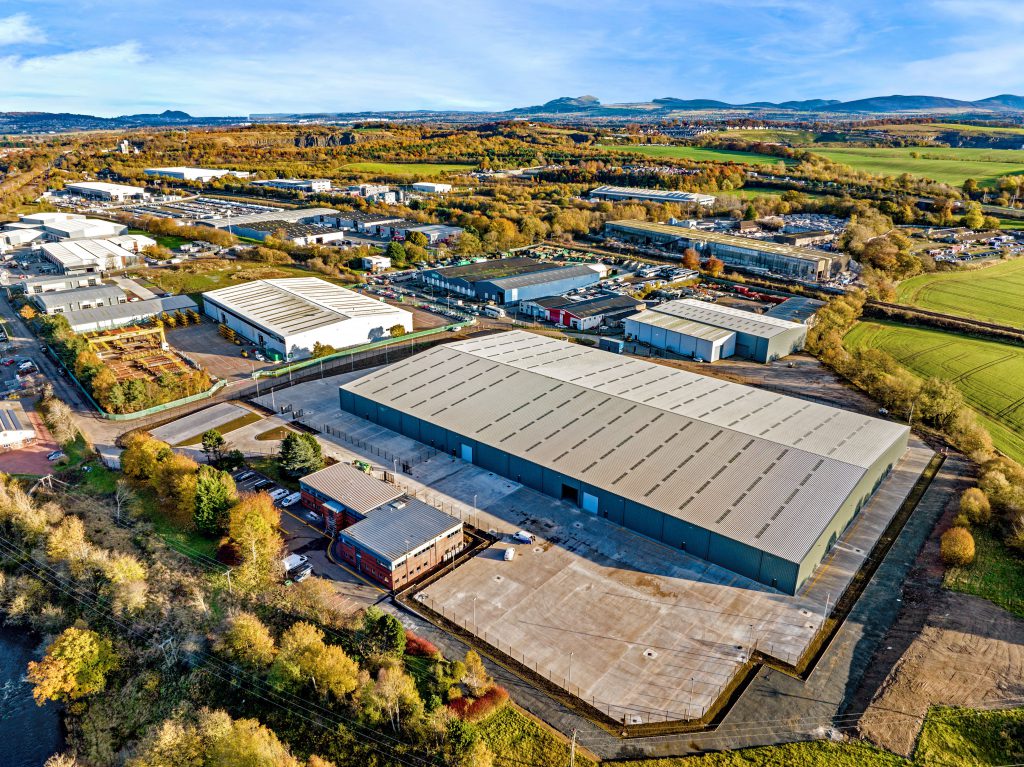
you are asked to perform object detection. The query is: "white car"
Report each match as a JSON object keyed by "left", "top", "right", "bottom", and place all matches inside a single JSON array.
[
  {"left": 503, "top": 548, "right": 516, "bottom": 561},
  {"left": 280, "top": 492, "right": 302, "bottom": 507},
  {"left": 268, "top": 488, "right": 290, "bottom": 500},
  {"left": 512, "top": 530, "right": 534, "bottom": 544}
]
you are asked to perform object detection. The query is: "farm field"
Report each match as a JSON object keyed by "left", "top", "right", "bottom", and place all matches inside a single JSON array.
[
  {"left": 944, "top": 527, "right": 1024, "bottom": 619},
  {"left": 595, "top": 144, "right": 791, "bottom": 166},
  {"left": 811, "top": 146, "right": 1024, "bottom": 186},
  {"left": 341, "top": 161, "right": 473, "bottom": 176},
  {"left": 885, "top": 122, "right": 1024, "bottom": 136},
  {"left": 707, "top": 128, "right": 819, "bottom": 144},
  {"left": 844, "top": 321, "right": 1024, "bottom": 463},
  {"left": 893, "top": 257, "right": 1024, "bottom": 327}
]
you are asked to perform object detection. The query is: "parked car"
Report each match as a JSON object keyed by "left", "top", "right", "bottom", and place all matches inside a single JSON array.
[
  {"left": 268, "top": 488, "right": 289, "bottom": 501},
  {"left": 503, "top": 548, "right": 516, "bottom": 561},
  {"left": 512, "top": 530, "right": 535, "bottom": 544},
  {"left": 47, "top": 450, "right": 65, "bottom": 462},
  {"left": 281, "top": 492, "right": 302, "bottom": 507}
]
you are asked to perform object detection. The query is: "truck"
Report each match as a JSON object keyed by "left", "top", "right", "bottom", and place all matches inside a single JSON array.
[
  {"left": 282, "top": 554, "right": 313, "bottom": 582},
  {"left": 483, "top": 305, "right": 506, "bottom": 319},
  {"left": 598, "top": 338, "right": 624, "bottom": 354}
]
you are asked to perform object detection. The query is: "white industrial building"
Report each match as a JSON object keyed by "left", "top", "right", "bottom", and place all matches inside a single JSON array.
[
  {"left": 5, "top": 212, "right": 128, "bottom": 241},
  {"left": 590, "top": 185, "right": 716, "bottom": 206},
  {"left": 361, "top": 255, "right": 391, "bottom": 272},
  {"left": 411, "top": 182, "right": 453, "bottom": 194},
  {"left": 144, "top": 167, "right": 250, "bottom": 182},
  {"left": 203, "top": 207, "right": 339, "bottom": 232},
  {"left": 62, "top": 295, "right": 198, "bottom": 333},
  {"left": 65, "top": 181, "right": 148, "bottom": 201},
  {"left": 0, "top": 402, "right": 35, "bottom": 450},
  {"left": 407, "top": 224, "right": 463, "bottom": 244},
  {"left": 202, "top": 277, "right": 413, "bottom": 361},
  {"left": 40, "top": 238, "right": 146, "bottom": 275},
  {"left": 252, "top": 178, "right": 332, "bottom": 193},
  {"left": 0, "top": 228, "right": 44, "bottom": 252},
  {"left": 625, "top": 299, "right": 808, "bottom": 363}
]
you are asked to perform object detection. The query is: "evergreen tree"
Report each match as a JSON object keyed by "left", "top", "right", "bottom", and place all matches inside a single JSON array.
[
  {"left": 279, "top": 433, "right": 324, "bottom": 477},
  {"left": 194, "top": 465, "right": 237, "bottom": 536},
  {"left": 201, "top": 429, "right": 226, "bottom": 464}
]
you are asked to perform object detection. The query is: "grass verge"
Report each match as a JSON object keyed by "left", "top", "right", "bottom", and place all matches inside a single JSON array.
[{"left": 943, "top": 526, "right": 1024, "bottom": 619}]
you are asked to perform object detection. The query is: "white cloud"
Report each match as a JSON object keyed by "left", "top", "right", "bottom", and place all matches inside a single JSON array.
[{"left": 0, "top": 13, "right": 45, "bottom": 46}]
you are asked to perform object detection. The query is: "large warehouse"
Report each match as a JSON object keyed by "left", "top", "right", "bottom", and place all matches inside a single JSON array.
[
  {"left": 202, "top": 277, "right": 412, "bottom": 361},
  {"left": 590, "top": 185, "right": 716, "bottom": 206},
  {"left": 420, "top": 257, "right": 605, "bottom": 304},
  {"left": 604, "top": 220, "right": 835, "bottom": 280},
  {"left": 339, "top": 331, "right": 909, "bottom": 594},
  {"left": 144, "top": 167, "right": 248, "bottom": 182},
  {"left": 65, "top": 181, "right": 148, "bottom": 202},
  {"left": 624, "top": 299, "right": 808, "bottom": 363}
]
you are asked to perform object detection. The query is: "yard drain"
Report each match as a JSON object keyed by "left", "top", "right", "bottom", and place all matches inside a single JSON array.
[{"left": 643, "top": 648, "right": 658, "bottom": 659}]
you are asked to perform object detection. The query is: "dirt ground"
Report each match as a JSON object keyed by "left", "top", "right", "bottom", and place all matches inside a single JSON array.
[{"left": 851, "top": 473, "right": 1024, "bottom": 756}]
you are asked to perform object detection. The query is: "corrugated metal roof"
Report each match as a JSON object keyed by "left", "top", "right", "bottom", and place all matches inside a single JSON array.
[
  {"left": 206, "top": 207, "right": 339, "bottom": 228},
  {"left": 64, "top": 295, "right": 197, "bottom": 330},
  {"left": 300, "top": 462, "right": 403, "bottom": 515},
  {"left": 34, "top": 284, "right": 125, "bottom": 309},
  {"left": 645, "top": 299, "right": 804, "bottom": 338},
  {"left": 0, "top": 402, "right": 32, "bottom": 434},
  {"left": 424, "top": 257, "right": 552, "bottom": 283},
  {"left": 765, "top": 297, "right": 826, "bottom": 324},
  {"left": 487, "top": 264, "right": 602, "bottom": 290},
  {"left": 625, "top": 310, "right": 735, "bottom": 342},
  {"left": 340, "top": 497, "right": 461, "bottom": 563},
  {"left": 342, "top": 331, "right": 908, "bottom": 564},
  {"left": 202, "top": 278, "right": 407, "bottom": 338}
]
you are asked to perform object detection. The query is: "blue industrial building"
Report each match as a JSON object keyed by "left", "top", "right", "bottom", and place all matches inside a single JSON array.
[{"left": 419, "top": 257, "right": 605, "bottom": 305}]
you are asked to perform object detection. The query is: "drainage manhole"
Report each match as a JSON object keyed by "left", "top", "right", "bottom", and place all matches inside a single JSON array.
[
  {"left": 805, "top": 622, "right": 815, "bottom": 629},
  {"left": 800, "top": 609, "right": 811, "bottom": 617},
  {"left": 573, "top": 522, "right": 583, "bottom": 529},
  {"left": 533, "top": 546, "right": 543, "bottom": 553},
  {"left": 493, "top": 575, "right": 504, "bottom": 582},
  {"left": 642, "top": 649, "right": 658, "bottom": 659}
]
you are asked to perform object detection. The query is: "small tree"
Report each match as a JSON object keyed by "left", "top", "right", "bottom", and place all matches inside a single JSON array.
[
  {"left": 311, "top": 341, "right": 337, "bottom": 359},
  {"left": 461, "top": 650, "right": 492, "bottom": 697},
  {"left": 20, "top": 304, "right": 37, "bottom": 321},
  {"left": 214, "top": 611, "right": 277, "bottom": 669},
  {"left": 41, "top": 396, "right": 78, "bottom": 445},
  {"left": 201, "top": 429, "right": 226, "bottom": 464},
  {"left": 940, "top": 527, "right": 976, "bottom": 567},
  {"left": 389, "top": 324, "right": 407, "bottom": 338},
  {"left": 358, "top": 606, "right": 407, "bottom": 659},
  {"left": 194, "top": 465, "right": 237, "bottom": 536},
  {"left": 705, "top": 257, "right": 725, "bottom": 278},
  {"left": 682, "top": 248, "right": 700, "bottom": 270},
  {"left": 959, "top": 488, "right": 991, "bottom": 526}
]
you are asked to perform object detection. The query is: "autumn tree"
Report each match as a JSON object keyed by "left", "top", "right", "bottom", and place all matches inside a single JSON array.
[
  {"left": 40, "top": 396, "right": 78, "bottom": 445},
  {"left": 389, "top": 323, "right": 407, "bottom": 338},
  {"left": 705, "top": 257, "right": 725, "bottom": 277},
  {"left": 213, "top": 611, "right": 277, "bottom": 670},
  {"left": 269, "top": 621, "right": 359, "bottom": 701},
  {"left": 228, "top": 494, "right": 284, "bottom": 592},
  {"left": 28, "top": 627, "right": 117, "bottom": 704},
  {"left": 959, "top": 487, "right": 992, "bottom": 526},
  {"left": 154, "top": 452, "right": 200, "bottom": 527},
  {"left": 461, "top": 649, "right": 492, "bottom": 697},
  {"left": 20, "top": 304, "right": 37, "bottom": 321},
  {"left": 120, "top": 434, "right": 172, "bottom": 481},
  {"left": 940, "top": 527, "right": 975, "bottom": 566},
  {"left": 681, "top": 248, "right": 700, "bottom": 270}
]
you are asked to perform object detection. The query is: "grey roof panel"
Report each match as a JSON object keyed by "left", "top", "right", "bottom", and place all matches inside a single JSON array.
[
  {"left": 342, "top": 331, "right": 908, "bottom": 564},
  {"left": 300, "top": 462, "right": 403, "bottom": 515},
  {"left": 341, "top": 497, "right": 461, "bottom": 563},
  {"left": 487, "top": 264, "right": 601, "bottom": 290},
  {"left": 625, "top": 310, "right": 736, "bottom": 342},
  {"left": 646, "top": 299, "right": 803, "bottom": 338},
  {"left": 34, "top": 284, "right": 125, "bottom": 309},
  {"left": 63, "top": 295, "right": 197, "bottom": 329}
]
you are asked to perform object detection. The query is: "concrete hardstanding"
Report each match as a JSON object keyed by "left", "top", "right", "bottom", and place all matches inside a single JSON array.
[{"left": 338, "top": 332, "right": 909, "bottom": 593}]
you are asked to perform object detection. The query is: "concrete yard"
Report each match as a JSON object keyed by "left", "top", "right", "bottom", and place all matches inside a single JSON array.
[
  {"left": 151, "top": 401, "right": 253, "bottom": 446},
  {"left": 257, "top": 368, "right": 932, "bottom": 724}
]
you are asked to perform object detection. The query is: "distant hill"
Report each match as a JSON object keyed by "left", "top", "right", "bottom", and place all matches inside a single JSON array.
[
  {"left": 827, "top": 95, "right": 976, "bottom": 113},
  {"left": 0, "top": 109, "right": 244, "bottom": 134}
]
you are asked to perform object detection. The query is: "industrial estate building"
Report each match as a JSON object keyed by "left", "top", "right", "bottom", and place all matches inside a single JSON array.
[
  {"left": 339, "top": 332, "right": 909, "bottom": 594},
  {"left": 420, "top": 257, "right": 606, "bottom": 304},
  {"left": 14, "top": 274, "right": 104, "bottom": 295},
  {"left": 65, "top": 181, "right": 148, "bottom": 201},
  {"left": 227, "top": 220, "right": 349, "bottom": 246},
  {"left": 40, "top": 238, "right": 147, "bottom": 274},
  {"left": 202, "top": 207, "right": 339, "bottom": 231},
  {"left": 590, "top": 185, "right": 717, "bottom": 206},
  {"left": 604, "top": 220, "right": 835, "bottom": 280},
  {"left": 5, "top": 212, "right": 128, "bottom": 241},
  {"left": 0, "top": 402, "right": 35, "bottom": 450},
  {"left": 299, "top": 462, "right": 463, "bottom": 589},
  {"left": 524, "top": 293, "right": 645, "bottom": 330},
  {"left": 31, "top": 284, "right": 126, "bottom": 315},
  {"left": 624, "top": 299, "right": 808, "bottom": 363},
  {"left": 252, "top": 178, "right": 332, "bottom": 193},
  {"left": 144, "top": 167, "right": 249, "bottom": 182},
  {"left": 411, "top": 182, "right": 453, "bottom": 194},
  {"left": 765, "top": 296, "right": 826, "bottom": 325},
  {"left": 61, "top": 295, "right": 197, "bottom": 334},
  {"left": 202, "top": 277, "right": 412, "bottom": 361}
]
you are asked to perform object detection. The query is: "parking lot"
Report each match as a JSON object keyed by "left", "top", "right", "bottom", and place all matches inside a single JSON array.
[{"left": 165, "top": 321, "right": 275, "bottom": 382}]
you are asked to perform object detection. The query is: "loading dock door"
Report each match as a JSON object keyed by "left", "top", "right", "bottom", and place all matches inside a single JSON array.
[
  {"left": 460, "top": 444, "right": 474, "bottom": 463},
  {"left": 581, "top": 491, "right": 599, "bottom": 515}
]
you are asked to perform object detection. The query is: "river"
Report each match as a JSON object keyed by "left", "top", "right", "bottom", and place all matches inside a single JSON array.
[{"left": 0, "top": 629, "right": 63, "bottom": 767}]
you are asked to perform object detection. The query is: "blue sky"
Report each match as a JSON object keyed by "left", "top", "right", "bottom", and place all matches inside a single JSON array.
[{"left": 1, "top": 0, "right": 1023, "bottom": 115}]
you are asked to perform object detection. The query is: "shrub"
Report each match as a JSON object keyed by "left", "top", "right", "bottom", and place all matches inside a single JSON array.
[
  {"left": 404, "top": 630, "right": 441, "bottom": 659},
  {"left": 940, "top": 527, "right": 976, "bottom": 567},
  {"left": 448, "top": 685, "right": 509, "bottom": 722},
  {"left": 959, "top": 487, "right": 992, "bottom": 526}
]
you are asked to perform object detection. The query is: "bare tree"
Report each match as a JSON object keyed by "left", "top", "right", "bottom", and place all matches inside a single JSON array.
[{"left": 113, "top": 479, "right": 135, "bottom": 525}]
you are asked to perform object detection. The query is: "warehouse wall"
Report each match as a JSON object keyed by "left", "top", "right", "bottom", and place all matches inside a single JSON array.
[
  {"left": 340, "top": 389, "right": 827, "bottom": 593},
  {"left": 794, "top": 425, "right": 910, "bottom": 592}
]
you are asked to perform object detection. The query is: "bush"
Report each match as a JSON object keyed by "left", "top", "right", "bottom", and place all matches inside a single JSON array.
[
  {"left": 941, "top": 527, "right": 976, "bottom": 567},
  {"left": 404, "top": 630, "right": 441, "bottom": 659},
  {"left": 448, "top": 685, "right": 509, "bottom": 722},
  {"left": 960, "top": 487, "right": 992, "bottom": 526}
]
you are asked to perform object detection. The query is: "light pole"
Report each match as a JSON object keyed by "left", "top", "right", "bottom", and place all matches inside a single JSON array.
[
  {"left": 569, "top": 651, "right": 573, "bottom": 684},
  {"left": 473, "top": 596, "right": 477, "bottom": 628}
]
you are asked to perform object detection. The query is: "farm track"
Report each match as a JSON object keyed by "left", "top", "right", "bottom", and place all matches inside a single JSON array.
[{"left": 869, "top": 300, "right": 1024, "bottom": 337}]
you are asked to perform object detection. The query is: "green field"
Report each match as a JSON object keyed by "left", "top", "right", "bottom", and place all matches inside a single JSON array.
[
  {"left": 129, "top": 227, "right": 190, "bottom": 250},
  {"left": 341, "top": 161, "right": 473, "bottom": 176},
  {"left": 844, "top": 321, "right": 1024, "bottom": 462},
  {"left": 944, "top": 526, "right": 1024, "bottom": 619},
  {"left": 708, "top": 128, "right": 819, "bottom": 144},
  {"left": 998, "top": 217, "right": 1024, "bottom": 230},
  {"left": 596, "top": 144, "right": 791, "bottom": 166},
  {"left": 811, "top": 146, "right": 1024, "bottom": 186},
  {"left": 886, "top": 122, "right": 1024, "bottom": 136},
  {"left": 894, "top": 257, "right": 1024, "bottom": 327},
  {"left": 128, "top": 260, "right": 355, "bottom": 298}
]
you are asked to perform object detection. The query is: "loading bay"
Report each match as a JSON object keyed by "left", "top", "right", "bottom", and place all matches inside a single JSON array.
[{"left": 255, "top": 368, "right": 934, "bottom": 723}]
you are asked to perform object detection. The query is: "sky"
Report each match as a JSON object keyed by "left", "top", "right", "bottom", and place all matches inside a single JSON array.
[{"left": 1, "top": 0, "right": 1024, "bottom": 116}]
